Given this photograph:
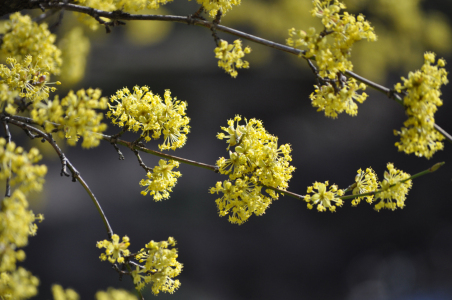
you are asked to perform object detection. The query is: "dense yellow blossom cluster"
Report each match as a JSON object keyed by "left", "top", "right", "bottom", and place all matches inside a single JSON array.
[
  {"left": 52, "top": 284, "right": 139, "bottom": 300},
  {"left": 97, "top": 235, "right": 182, "bottom": 295},
  {"left": 133, "top": 237, "right": 182, "bottom": 294},
  {"left": 287, "top": 0, "right": 376, "bottom": 117},
  {"left": 139, "top": 159, "right": 181, "bottom": 201},
  {"left": 214, "top": 39, "right": 251, "bottom": 78},
  {"left": 97, "top": 234, "right": 131, "bottom": 264},
  {"left": 310, "top": 78, "right": 368, "bottom": 118},
  {"left": 351, "top": 167, "right": 378, "bottom": 206},
  {"left": 108, "top": 86, "right": 190, "bottom": 150},
  {"left": 52, "top": 284, "right": 79, "bottom": 300},
  {"left": 0, "top": 140, "right": 46, "bottom": 300},
  {"left": 58, "top": 27, "right": 90, "bottom": 85},
  {"left": 210, "top": 115, "right": 295, "bottom": 224},
  {"left": 304, "top": 181, "right": 344, "bottom": 212},
  {"left": 74, "top": 0, "right": 173, "bottom": 29},
  {"left": 394, "top": 52, "right": 448, "bottom": 158},
  {"left": 1, "top": 13, "right": 62, "bottom": 75},
  {"left": 374, "top": 163, "right": 412, "bottom": 211},
  {"left": 0, "top": 56, "right": 57, "bottom": 107},
  {"left": 192, "top": 0, "right": 241, "bottom": 17}
]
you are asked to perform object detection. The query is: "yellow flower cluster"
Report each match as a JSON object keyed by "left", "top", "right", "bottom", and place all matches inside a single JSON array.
[
  {"left": 0, "top": 139, "right": 47, "bottom": 194},
  {"left": 58, "top": 27, "right": 90, "bottom": 86},
  {"left": 52, "top": 284, "right": 79, "bottom": 300},
  {"left": 95, "top": 288, "right": 138, "bottom": 300},
  {"left": 214, "top": 39, "right": 251, "bottom": 78},
  {"left": 287, "top": 0, "right": 376, "bottom": 117},
  {"left": 52, "top": 284, "right": 139, "bottom": 300},
  {"left": 32, "top": 88, "right": 108, "bottom": 148},
  {"left": 374, "top": 163, "right": 412, "bottom": 211},
  {"left": 191, "top": 0, "right": 241, "bottom": 17},
  {"left": 394, "top": 52, "right": 448, "bottom": 159},
  {"left": 108, "top": 86, "right": 190, "bottom": 150},
  {"left": 0, "top": 140, "right": 46, "bottom": 300},
  {"left": 74, "top": 0, "right": 173, "bottom": 29},
  {"left": 133, "top": 237, "right": 182, "bottom": 295},
  {"left": 304, "top": 181, "right": 344, "bottom": 212},
  {"left": 0, "top": 56, "right": 58, "bottom": 107},
  {"left": 139, "top": 159, "right": 181, "bottom": 201},
  {"left": 310, "top": 78, "right": 368, "bottom": 118},
  {"left": 351, "top": 167, "right": 378, "bottom": 206},
  {"left": 1, "top": 13, "right": 62, "bottom": 75},
  {"left": 97, "top": 234, "right": 131, "bottom": 264},
  {"left": 210, "top": 115, "right": 295, "bottom": 224}
]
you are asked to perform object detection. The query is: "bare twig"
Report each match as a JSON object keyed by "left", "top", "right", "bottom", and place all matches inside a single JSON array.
[
  {"left": 1, "top": 118, "right": 12, "bottom": 197},
  {"left": 6, "top": 118, "right": 114, "bottom": 238}
]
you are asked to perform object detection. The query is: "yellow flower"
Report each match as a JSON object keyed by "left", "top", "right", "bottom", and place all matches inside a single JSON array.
[
  {"left": 305, "top": 181, "right": 344, "bottom": 212},
  {"left": 374, "top": 163, "right": 412, "bottom": 211},
  {"left": 140, "top": 159, "right": 181, "bottom": 201},
  {"left": 211, "top": 116, "right": 295, "bottom": 224},
  {"left": 108, "top": 86, "right": 190, "bottom": 150},
  {"left": 214, "top": 40, "right": 251, "bottom": 78},
  {"left": 352, "top": 168, "right": 378, "bottom": 206},
  {"left": 394, "top": 52, "right": 448, "bottom": 158},
  {"left": 97, "top": 234, "right": 130, "bottom": 264}
]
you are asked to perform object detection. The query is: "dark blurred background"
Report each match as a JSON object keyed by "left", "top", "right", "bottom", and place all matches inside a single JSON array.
[{"left": 5, "top": 0, "right": 452, "bottom": 299}]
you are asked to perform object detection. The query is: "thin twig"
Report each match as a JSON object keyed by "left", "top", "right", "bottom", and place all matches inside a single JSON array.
[
  {"left": 6, "top": 118, "right": 114, "bottom": 238},
  {"left": 1, "top": 118, "right": 11, "bottom": 197}
]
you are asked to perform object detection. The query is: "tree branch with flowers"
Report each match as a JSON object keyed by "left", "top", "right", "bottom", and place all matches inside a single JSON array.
[{"left": 0, "top": 0, "right": 450, "bottom": 299}]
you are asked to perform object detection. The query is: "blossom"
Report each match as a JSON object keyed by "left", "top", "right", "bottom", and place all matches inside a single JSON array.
[
  {"left": 374, "top": 163, "right": 412, "bottom": 211},
  {"left": 211, "top": 115, "right": 295, "bottom": 224},
  {"left": 97, "top": 234, "right": 131, "bottom": 264},
  {"left": 310, "top": 78, "right": 368, "bottom": 118},
  {"left": 352, "top": 168, "right": 378, "bottom": 206},
  {"left": 132, "top": 237, "right": 182, "bottom": 294},
  {"left": 304, "top": 181, "right": 344, "bottom": 212},
  {"left": 394, "top": 52, "right": 448, "bottom": 158},
  {"left": 0, "top": 56, "right": 59, "bottom": 104},
  {"left": 32, "top": 88, "right": 108, "bottom": 148},
  {"left": 58, "top": 27, "right": 90, "bottom": 85},
  {"left": 1, "top": 13, "right": 62, "bottom": 75},
  {"left": 139, "top": 159, "right": 181, "bottom": 201},
  {"left": 52, "top": 284, "right": 80, "bottom": 300},
  {"left": 191, "top": 0, "right": 241, "bottom": 17},
  {"left": 107, "top": 86, "right": 190, "bottom": 150},
  {"left": 287, "top": 0, "right": 376, "bottom": 117},
  {"left": 214, "top": 40, "right": 251, "bottom": 78},
  {"left": 95, "top": 288, "right": 138, "bottom": 300}
]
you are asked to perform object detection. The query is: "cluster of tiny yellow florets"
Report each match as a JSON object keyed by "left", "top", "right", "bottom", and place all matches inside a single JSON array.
[
  {"left": 52, "top": 284, "right": 139, "bottom": 300},
  {"left": 0, "top": 56, "right": 59, "bottom": 107},
  {"left": 351, "top": 167, "right": 378, "bottom": 206},
  {"left": 52, "top": 284, "right": 79, "bottom": 300},
  {"left": 394, "top": 52, "right": 448, "bottom": 159},
  {"left": 0, "top": 140, "right": 46, "bottom": 300},
  {"left": 108, "top": 86, "right": 190, "bottom": 150},
  {"left": 74, "top": 0, "right": 173, "bottom": 29},
  {"left": 287, "top": 0, "right": 376, "bottom": 117},
  {"left": 132, "top": 237, "right": 182, "bottom": 295},
  {"left": 373, "top": 163, "right": 412, "bottom": 211},
  {"left": 95, "top": 287, "right": 138, "bottom": 300},
  {"left": 304, "top": 181, "right": 344, "bottom": 212},
  {"left": 310, "top": 78, "right": 368, "bottom": 118},
  {"left": 1, "top": 13, "right": 62, "bottom": 75},
  {"left": 214, "top": 40, "right": 251, "bottom": 78},
  {"left": 97, "top": 234, "right": 131, "bottom": 264},
  {"left": 139, "top": 159, "right": 181, "bottom": 201},
  {"left": 58, "top": 27, "right": 90, "bottom": 85},
  {"left": 191, "top": 0, "right": 241, "bottom": 17},
  {"left": 210, "top": 115, "right": 295, "bottom": 224}
]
